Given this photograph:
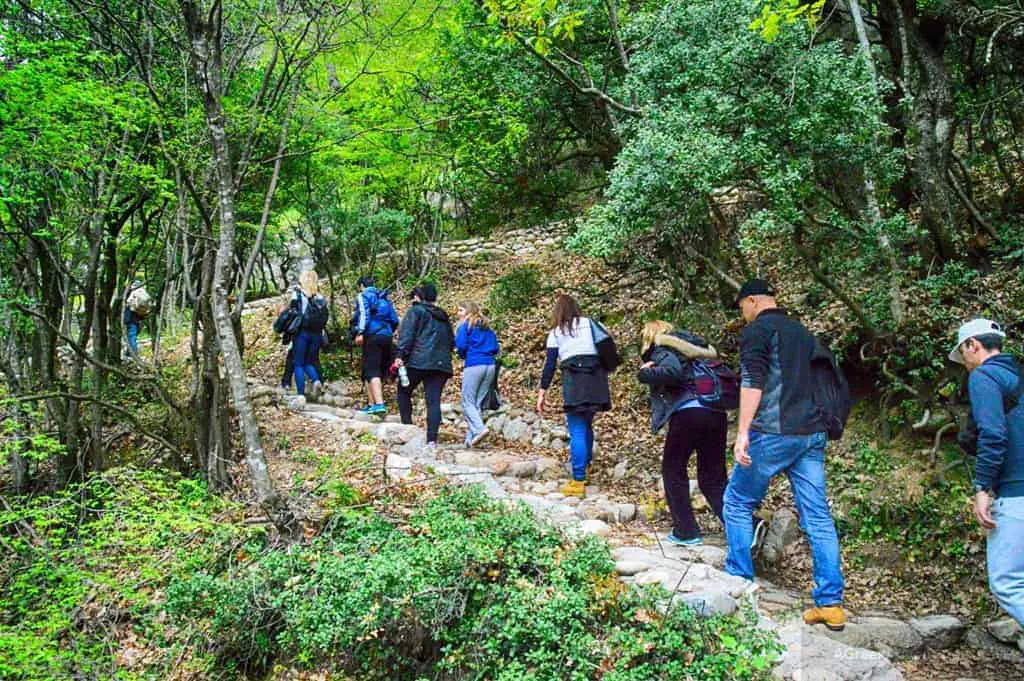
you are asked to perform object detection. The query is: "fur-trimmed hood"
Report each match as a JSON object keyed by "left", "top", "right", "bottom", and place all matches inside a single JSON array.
[{"left": 654, "top": 333, "right": 717, "bottom": 360}]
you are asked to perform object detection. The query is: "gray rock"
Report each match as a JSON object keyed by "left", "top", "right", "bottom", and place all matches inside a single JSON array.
[
  {"left": 510, "top": 461, "right": 537, "bottom": 478},
  {"left": 672, "top": 590, "right": 738, "bottom": 617},
  {"left": 965, "top": 626, "right": 1024, "bottom": 663},
  {"left": 760, "top": 508, "right": 801, "bottom": 566},
  {"left": 375, "top": 423, "right": 422, "bottom": 444},
  {"left": 909, "top": 615, "right": 965, "bottom": 650},
  {"left": 661, "top": 543, "right": 727, "bottom": 569},
  {"left": 399, "top": 437, "right": 426, "bottom": 459},
  {"left": 487, "top": 414, "right": 508, "bottom": 434},
  {"left": 616, "top": 503, "right": 637, "bottom": 523},
  {"left": 816, "top": 616, "right": 923, "bottom": 660},
  {"left": 454, "top": 451, "right": 482, "bottom": 467},
  {"left": 634, "top": 567, "right": 686, "bottom": 592},
  {"left": 502, "top": 418, "right": 531, "bottom": 443},
  {"left": 774, "top": 622, "right": 905, "bottom": 681},
  {"left": 578, "top": 519, "right": 611, "bottom": 537},
  {"left": 614, "top": 560, "right": 652, "bottom": 576},
  {"left": 531, "top": 431, "right": 550, "bottom": 448},
  {"left": 987, "top": 616, "right": 1023, "bottom": 644},
  {"left": 286, "top": 395, "right": 306, "bottom": 410},
  {"left": 613, "top": 460, "right": 628, "bottom": 481},
  {"left": 384, "top": 453, "right": 412, "bottom": 481},
  {"left": 549, "top": 425, "right": 568, "bottom": 439},
  {"left": 350, "top": 411, "right": 373, "bottom": 422}
]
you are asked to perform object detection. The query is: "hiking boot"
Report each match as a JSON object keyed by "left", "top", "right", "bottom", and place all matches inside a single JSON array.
[
  {"left": 470, "top": 429, "right": 490, "bottom": 448},
  {"left": 560, "top": 480, "right": 586, "bottom": 498},
  {"left": 803, "top": 605, "right": 847, "bottom": 631},
  {"left": 667, "top": 533, "right": 703, "bottom": 547}
]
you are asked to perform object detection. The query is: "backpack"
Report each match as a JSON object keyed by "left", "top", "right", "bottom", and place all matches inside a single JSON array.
[
  {"left": 691, "top": 359, "right": 740, "bottom": 410},
  {"left": 127, "top": 286, "right": 153, "bottom": 318},
  {"left": 365, "top": 289, "right": 398, "bottom": 334},
  {"left": 302, "top": 295, "right": 330, "bottom": 333},
  {"left": 809, "top": 339, "right": 852, "bottom": 441},
  {"left": 958, "top": 375, "right": 1023, "bottom": 456},
  {"left": 589, "top": 319, "right": 621, "bottom": 372}
]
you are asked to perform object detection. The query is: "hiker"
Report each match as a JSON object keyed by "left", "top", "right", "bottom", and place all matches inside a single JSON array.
[
  {"left": 951, "top": 319, "right": 1024, "bottom": 626},
  {"left": 455, "top": 301, "right": 500, "bottom": 448},
  {"left": 638, "top": 320, "right": 729, "bottom": 546},
  {"left": 123, "top": 279, "right": 151, "bottom": 361},
  {"left": 291, "top": 271, "right": 328, "bottom": 400},
  {"left": 536, "top": 294, "right": 612, "bottom": 499},
  {"left": 395, "top": 283, "right": 454, "bottom": 451},
  {"left": 353, "top": 276, "right": 400, "bottom": 415},
  {"left": 275, "top": 292, "right": 322, "bottom": 390},
  {"left": 723, "top": 279, "right": 847, "bottom": 631}
]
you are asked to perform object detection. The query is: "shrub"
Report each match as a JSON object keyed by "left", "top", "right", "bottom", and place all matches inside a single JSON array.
[
  {"left": 487, "top": 265, "right": 543, "bottom": 317},
  {"left": 166, "top": 486, "right": 781, "bottom": 679}
]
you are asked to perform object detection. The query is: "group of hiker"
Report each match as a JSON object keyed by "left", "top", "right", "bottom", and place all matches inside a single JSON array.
[{"left": 272, "top": 272, "right": 1023, "bottom": 634}]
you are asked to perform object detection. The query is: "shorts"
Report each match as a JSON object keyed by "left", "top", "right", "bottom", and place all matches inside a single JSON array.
[{"left": 361, "top": 333, "right": 394, "bottom": 382}]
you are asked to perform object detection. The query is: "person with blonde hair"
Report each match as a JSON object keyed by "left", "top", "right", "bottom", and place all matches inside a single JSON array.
[
  {"left": 536, "top": 294, "right": 612, "bottom": 498},
  {"left": 455, "top": 301, "right": 500, "bottom": 447},
  {"left": 638, "top": 320, "right": 728, "bottom": 546},
  {"left": 291, "top": 270, "right": 329, "bottom": 400}
]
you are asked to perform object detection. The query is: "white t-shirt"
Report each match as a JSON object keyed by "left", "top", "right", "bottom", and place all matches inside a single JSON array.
[{"left": 546, "top": 317, "right": 598, "bottom": 361}]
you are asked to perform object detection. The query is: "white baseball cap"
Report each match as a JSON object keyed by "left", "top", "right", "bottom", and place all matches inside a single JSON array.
[{"left": 949, "top": 318, "right": 1006, "bottom": 364}]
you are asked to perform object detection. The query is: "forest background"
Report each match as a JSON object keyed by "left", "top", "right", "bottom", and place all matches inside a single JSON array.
[{"left": 2, "top": 0, "right": 1024, "bottom": 678}]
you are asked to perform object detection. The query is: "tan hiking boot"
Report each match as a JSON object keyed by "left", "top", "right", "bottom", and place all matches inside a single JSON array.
[
  {"left": 560, "top": 480, "right": 586, "bottom": 498},
  {"left": 803, "top": 605, "right": 847, "bottom": 631}
]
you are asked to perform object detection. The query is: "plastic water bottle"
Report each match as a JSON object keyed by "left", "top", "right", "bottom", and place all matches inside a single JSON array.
[{"left": 398, "top": 365, "right": 410, "bottom": 387}]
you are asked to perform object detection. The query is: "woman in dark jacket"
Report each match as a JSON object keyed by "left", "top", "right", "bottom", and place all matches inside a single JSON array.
[
  {"left": 637, "top": 320, "right": 726, "bottom": 546},
  {"left": 535, "top": 294, "right": 611, "bottom": 498}
]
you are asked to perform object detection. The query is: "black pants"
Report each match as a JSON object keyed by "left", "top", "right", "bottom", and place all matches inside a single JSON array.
[
  {"left": 397, "top": 368, "right": 449, "bottom": 444},
  {"left": 663, "top": 408, "right": 728, "bottom": 540},
  {"left": 361, "top": 333, "right": 393, "bottom": 382}
]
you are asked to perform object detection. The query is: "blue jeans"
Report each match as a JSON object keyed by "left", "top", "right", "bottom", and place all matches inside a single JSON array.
[
  {"left": 126, "top": 322, "right": 140, "bottom": 357},
  {"left": 565, "top": 411, "right": 595, "bottom": 481},
  {"left": 723, "top": 430, "right": 844, "bottom": 606},
  {"left": 988, "top": 496, "right": 1024, "bottom": 626},
  {"left": 292, "top": 330, "right": 322, "bottom": 395}
]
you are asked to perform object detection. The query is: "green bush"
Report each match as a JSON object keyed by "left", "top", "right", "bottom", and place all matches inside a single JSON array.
[
  {"left": 487, "top": 265, "right": 543, "bottom": 317},
  {"left": 166, "top": 486, "right": 781, "bottom": 679}
]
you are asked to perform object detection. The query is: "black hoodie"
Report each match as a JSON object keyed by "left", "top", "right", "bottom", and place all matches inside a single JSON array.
[{"left": 396, "top": 302, "right": 455, "bottom": 375}]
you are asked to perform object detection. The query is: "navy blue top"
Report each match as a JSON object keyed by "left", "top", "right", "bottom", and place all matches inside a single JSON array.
[
  {"left": 971, "top": 353, "right": 1024, "bottom": 498},
  {"left": 455, "top": 321, "right": 499, "bottom": 368}
]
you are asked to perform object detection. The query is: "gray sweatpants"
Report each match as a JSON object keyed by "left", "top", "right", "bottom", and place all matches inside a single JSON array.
[{"left": 462, "top": 364, "right": 496, "bottom": 445}]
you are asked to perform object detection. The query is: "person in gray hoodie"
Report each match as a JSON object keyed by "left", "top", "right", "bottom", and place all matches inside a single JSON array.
[{"left": 950, "top": 318, "right": 1024, "bottom": 626}]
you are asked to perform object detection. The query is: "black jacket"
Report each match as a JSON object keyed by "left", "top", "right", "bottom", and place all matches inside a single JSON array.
[
  {"left": 560, "top": 355, "right": 611, "bottom": 414},
  {"left": 638, "top": 332, "right": 718, "bottom": 433},
  {"left": 396, "top": 302, "right": 454, "bottom": 375},
  {"left": 740, "top": 308, "right": 825, "bottom": 435}
]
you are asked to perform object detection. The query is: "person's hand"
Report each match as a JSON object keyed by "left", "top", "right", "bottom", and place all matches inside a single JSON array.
[
  {"left": 535, "top": 391, "right": 546, "bottom": 415},
  {"left": 974, "top": 490, "right": 996, "bottom": 529},
  {"left": 355, "top": 334, "right": 364, "bottom": 346},
  {"left": 733, "top": 431, "right": 751, "bottom": 467},
  {"left": 394, "top": 358, "right": 404, "bottom": 368},
  {"left": 640, "top": 361, "right": 655, "bottom": 370}
]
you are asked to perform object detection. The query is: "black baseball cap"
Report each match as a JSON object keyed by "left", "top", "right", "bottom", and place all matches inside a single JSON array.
[
  {"left": 735, "top": 279, "right": 775, "bottom": 307},
  {"left": 410, "top": 283, "right": 438, "bottom": 302}
]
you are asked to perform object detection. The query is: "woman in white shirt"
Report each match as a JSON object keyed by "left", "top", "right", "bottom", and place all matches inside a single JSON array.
[{"left": 535, "top": 294, "right": 611, "bottom": 498}]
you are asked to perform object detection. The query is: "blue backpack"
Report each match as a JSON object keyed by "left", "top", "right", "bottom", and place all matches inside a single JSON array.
[{"left": 363, "top": 288, "right": 398, "bottom": 335}]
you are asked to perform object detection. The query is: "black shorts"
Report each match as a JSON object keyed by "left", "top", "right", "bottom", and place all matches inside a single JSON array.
[{"left": 361, "top": 333, "right": 394, "bottom": 381}]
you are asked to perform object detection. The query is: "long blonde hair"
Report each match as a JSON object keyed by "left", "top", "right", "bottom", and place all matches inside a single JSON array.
[
  {"left": 460, "top": 301, "right": 490, "bottom": 330},
  {"left": 641, "top": 320, "right": 675, "bottom": 356},
  {"left": 299, "top": 270, "right": 319, "bottom": 297}
]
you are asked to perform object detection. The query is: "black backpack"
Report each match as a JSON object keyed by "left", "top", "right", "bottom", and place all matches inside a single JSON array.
[
  {"left": 589, "top": 319, "right": 622, "bottom": 372},
  {"left": 302, "top": 296, "right": 330, "bottom": 333},
  {"left": 958, "top": 377, "right": 1023, "bottom": 456},
  {"left": 691, "top": 359, "right": 740, "bottom": 410},
  {"left": 809, "top": 338, "right": 852, "bottom": 441}
]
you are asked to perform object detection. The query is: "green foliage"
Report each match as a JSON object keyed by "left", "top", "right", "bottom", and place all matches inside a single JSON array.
[
  {"left": 487, "top": 265, "right": 543, "bottom": 317},
  {"left": 166, "top": 486, "right": 781, "bottom": 679},
  {"left": 0, "top": 469, "right": 248, "bottom": 680}
]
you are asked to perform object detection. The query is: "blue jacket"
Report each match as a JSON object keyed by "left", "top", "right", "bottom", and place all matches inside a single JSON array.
[
  {"left": 970, "top": 353, "right": 1024, "bottom": 498},
  {"left": 355, "top": 287, "right": 399, "bottom": 337},
  {"left": 455, "top": 321, "right": 499, "bottom": 368}
]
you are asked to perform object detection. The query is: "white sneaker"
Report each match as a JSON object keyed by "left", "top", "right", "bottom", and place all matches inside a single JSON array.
[{"left": 470, "top": 429, "right": 490, "bottom": 448}]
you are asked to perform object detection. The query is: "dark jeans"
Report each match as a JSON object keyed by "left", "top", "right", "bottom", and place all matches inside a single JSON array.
[
  {"left": 397, "top": 368, "right": 449, "bottom": 444},
  {"left": 663, "top": 407, "right": 728, "bottom": 540},
  {"left": 292, "top": 330, "right": 322, "bottom": 395}
]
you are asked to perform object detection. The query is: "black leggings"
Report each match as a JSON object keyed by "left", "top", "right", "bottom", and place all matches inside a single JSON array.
[
  {"left": 663, "top": 408, "right": 728, "bottom": 540},
  {"left": 397, "top": 368, "right": 449, "bottom": 444}
]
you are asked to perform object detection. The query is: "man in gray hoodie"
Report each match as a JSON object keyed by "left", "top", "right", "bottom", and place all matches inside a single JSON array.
[{"left": 951, "top": 318, "right": 1024, "bottom": 626}]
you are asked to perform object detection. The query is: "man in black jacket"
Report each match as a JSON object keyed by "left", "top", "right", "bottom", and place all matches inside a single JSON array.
[
  {"left": 394, "top": 283, "right": 454, "bottom": 450},
  {"left": 723, "top": 279, "right": 847, "bottom": 631}
]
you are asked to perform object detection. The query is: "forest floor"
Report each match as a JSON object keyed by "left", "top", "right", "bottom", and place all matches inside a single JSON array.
[{"left": 238, "top": 231, "right": 1022, "bottom": 680}]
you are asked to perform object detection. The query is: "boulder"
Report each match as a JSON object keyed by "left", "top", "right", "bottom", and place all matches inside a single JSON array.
[
  {"left": 398, "top": 436, "right": 426, "bottom": 459},
  {"left": 909, "top": 615, "right": 965, "bottom": 650},
  {"left": 509, "top": 461, "right": 537, "bottom": 478},
  {"left": 816, "top": 616, "right": 924, "bottom": 660},
  {"left": 614, "top": 560, "right": 652, "bottom": 576},
  {"left": 774, "top": 622, "right": 904, "bottom": 681},
  {"left": 375, "top": 423, "right": 422, "bottom": 444},
  {"left": 671, "top": 590, "right": 737, "bottom": 617},
  {"left": 760, "top": 508, "right": 801, "bottom": 566},
  {"left": 634, "top": 567, "right": 687, "bottom": 592},
  {"left": 578, "top": 519, "right": 611, "bottom": 537},
  {"left": 487, "top": 414, "right": 508, "bottom": 434},
  {"left": 965, "top": 626, "right": 1024, "bottom": 663},
  {"left": 454, "top": 451, "right": 482, "bottom": 467},
  {"left": 384, "top": 453, "right": 412, "bottom": 481},
  {"left": 286, "top": 395, "right": 306, "bottom": 410},
  {"left": 987, "top": 616, "right": 1022, "bottom": 644},
  {"left": 501, "top": 418, "right": 532, "bottom": 443},
  {"left": 616, "top": 503, "right": 637, "bottom": 523}
]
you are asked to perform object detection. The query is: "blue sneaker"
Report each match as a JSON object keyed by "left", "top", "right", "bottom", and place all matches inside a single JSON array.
[
  {"left": 667, "top": 533, "right": 703, "bottom": 547},
  {"left": 359, "top": 405, "right": 375, "bottom": 414},
  {"left": 368, "top": 403, "right": 387, "bottom": 416}
]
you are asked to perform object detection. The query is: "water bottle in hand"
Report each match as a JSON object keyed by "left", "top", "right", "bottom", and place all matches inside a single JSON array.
[{"left": 398, "top": 365, "right": 410, "bottom": 387}]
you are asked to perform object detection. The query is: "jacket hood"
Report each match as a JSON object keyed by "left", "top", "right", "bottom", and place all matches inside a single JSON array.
[
  {"left": 655, "top": 333, "right": 718, "bottom": 360},
  {"left": 981, "top": 353, "right": 1021, "bottom": 387},
  {"left": 423, "top": 302, "right": 451, "bottom": 324}
]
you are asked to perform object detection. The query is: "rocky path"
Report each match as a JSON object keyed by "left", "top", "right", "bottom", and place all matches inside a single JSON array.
[{"left": 246, "top": 378, "right": 997, "bottom": 681}]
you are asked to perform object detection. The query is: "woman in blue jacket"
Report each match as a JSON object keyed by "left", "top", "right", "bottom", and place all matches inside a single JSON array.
[{"left": 455, "top": 301, "right": 500, "bottom": 447}]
